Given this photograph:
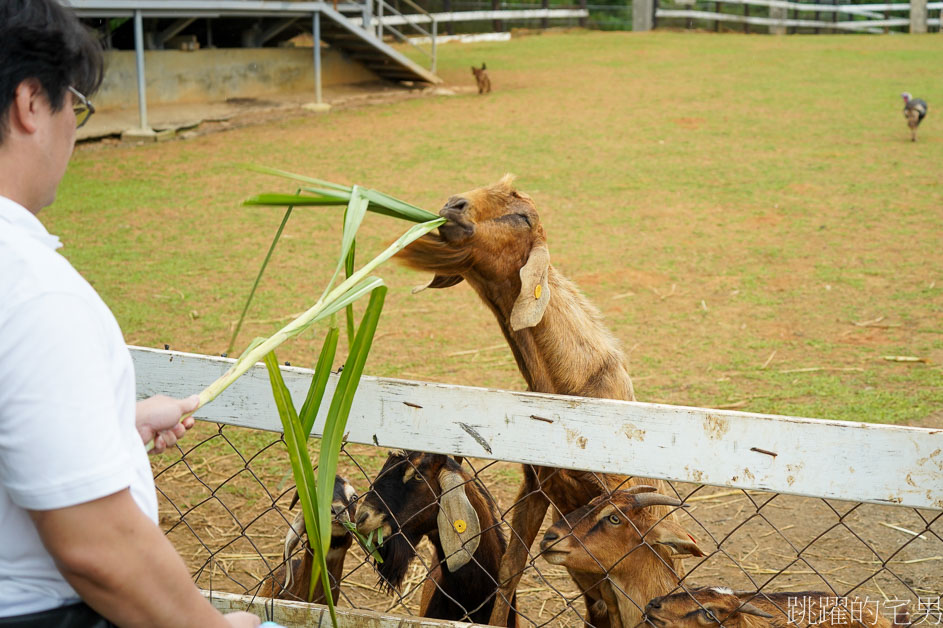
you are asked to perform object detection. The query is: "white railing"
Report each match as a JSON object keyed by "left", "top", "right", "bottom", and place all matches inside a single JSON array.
[
  {"left": 133, "top": 346, "right": 942, "bottom": 510},
  {"left": 655, "top": 0, "right": 943, "bottom": 32}
]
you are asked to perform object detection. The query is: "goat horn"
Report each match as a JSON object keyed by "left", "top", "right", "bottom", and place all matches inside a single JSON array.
[
  {"left": 739, "top": 604, "right": 775, "bottom": 619},
  {"left": 633, "top": 493, "right": 683, "bottom": 509},
  {"left": 622, "top": 484, "right": 658, "bottom": 495},
  {"left": 283, "top": 509, "right": 306, "bottom": 590}
]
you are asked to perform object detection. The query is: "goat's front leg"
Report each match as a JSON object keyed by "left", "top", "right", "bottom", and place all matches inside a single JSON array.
[{"left": 489, "top": 465, "right": 550, "bottom": 627}]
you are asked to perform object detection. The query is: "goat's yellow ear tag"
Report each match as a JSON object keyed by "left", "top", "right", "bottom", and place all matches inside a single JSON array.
[
  {"left": 534, "top": 285, "right": 542, "bottom": 300},
  {"left": 453, "top": 519, "right": 467, "bottom": 534}
]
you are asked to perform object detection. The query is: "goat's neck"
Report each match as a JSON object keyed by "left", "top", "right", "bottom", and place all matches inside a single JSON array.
[
  {"left": 610, "top": 550, "right": 682, "bottom": 628},
  {"left": 473, "top": 266, "right": 633, "bottom": 399}
]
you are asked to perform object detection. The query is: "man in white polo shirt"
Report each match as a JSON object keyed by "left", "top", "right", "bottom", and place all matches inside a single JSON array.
[{"left": 0, "top": 2, "right": 260, "bottom": 626}]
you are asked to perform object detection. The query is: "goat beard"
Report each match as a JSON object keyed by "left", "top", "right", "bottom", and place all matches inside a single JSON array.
[
  {"left": 397, "top": 232, "right": 472, "bottom": 277},
  {"left": 372, "top": 531, "right": 418, "bottom": 594}
]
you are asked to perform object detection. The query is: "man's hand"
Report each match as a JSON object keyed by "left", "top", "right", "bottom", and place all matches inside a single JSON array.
[{"left": 136, "top": 394, "right": 199, "bottom": 454}]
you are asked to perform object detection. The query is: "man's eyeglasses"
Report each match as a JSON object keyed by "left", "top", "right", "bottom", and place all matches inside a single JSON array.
[{"left": 68, "top": 86, "right": 95, "bottom": 129}]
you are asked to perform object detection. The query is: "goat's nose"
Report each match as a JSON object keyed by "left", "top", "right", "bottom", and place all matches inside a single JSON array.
[
  {"left": 540, "top": 530, "right": 559, "bottom": 550},
  {"left": 356, "top": 510, "right": 368, "bottom": 526},
  {"left": 441, "top": 196, "right": 468, "bottom": 214},
  {"left": 647, "top": 599, "right": 662, "bottom": 611}
]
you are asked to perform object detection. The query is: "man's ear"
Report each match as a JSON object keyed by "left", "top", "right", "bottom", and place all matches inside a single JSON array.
[{"left": 11, "top": 79, "right": 44, "bottom": 135}]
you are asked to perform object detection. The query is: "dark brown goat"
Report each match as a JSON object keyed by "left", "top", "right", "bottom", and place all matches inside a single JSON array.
[
  {"left": 258, "top": 475, "right": 357, "bottom": 603},
  {"left": 355, "top": 451, "right": 517, "bottom": 626},
  {"left": 397, "top": 175, "right": 681, "bottom": 626}
]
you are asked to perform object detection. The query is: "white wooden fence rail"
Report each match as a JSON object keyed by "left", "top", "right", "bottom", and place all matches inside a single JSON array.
[
  {"left": 351, "top": 8, "right": 588, "bottom": 27},
  {"left": 657, "top": 0, "right": 943, "bottom": 32},
  {"left": 132, "top": 346, "right": 942, "bottom": 511}
]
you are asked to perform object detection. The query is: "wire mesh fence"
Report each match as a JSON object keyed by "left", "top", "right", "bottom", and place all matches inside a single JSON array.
[{"left": 153, "top": 420, "right": 943, "bottom": 627}]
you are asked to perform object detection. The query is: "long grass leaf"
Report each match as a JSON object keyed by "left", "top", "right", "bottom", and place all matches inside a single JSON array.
[
  {"left": 262, "top": 351, "right": 325, "bottom": 602},
  {"left": 313, "top": 277, "right": 384, "bottom": 324},
  {"left": 362, "top": 188, "right": 439, "bottom": 222},
  {"left": 244, "top": 193, "right": 347, "bottom": 207},
  {"left": 246, "top": 165, "right": 352, "bottom": 192},
  {"left": 299, "top": 327, "right": 339, "bottom": 438},
  {"left": 345, "top": 241, "right": 356, "bottom": 347},
  {"left": 316, "top": 286, "right": 387, "bottom": 585},
  {"left": 226, "top": 207, "right": 293, "bottom": 355}
]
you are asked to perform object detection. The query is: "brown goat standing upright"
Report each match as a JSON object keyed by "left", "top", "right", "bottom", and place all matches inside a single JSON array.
[
  {"left": 397, "top": 175, "right": 683, "bottom": 627},
  {"left": 472, "top": 63, "right": 492, "bottom": 94}
]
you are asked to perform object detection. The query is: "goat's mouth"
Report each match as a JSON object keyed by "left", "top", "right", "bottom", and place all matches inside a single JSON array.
[
  {"left": 640, "top": 614, "right": 666, "bottom": 627},
  {"left": 437, "top": 208, "right": 474, "bottom": 243},
  {"left": 539, "top": 548, "right": 570, "bottom": 565}
]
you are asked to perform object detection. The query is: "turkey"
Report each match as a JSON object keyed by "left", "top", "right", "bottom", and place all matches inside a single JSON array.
[{"left": 902, "top": 92, "right": 928, "bottom": 142}]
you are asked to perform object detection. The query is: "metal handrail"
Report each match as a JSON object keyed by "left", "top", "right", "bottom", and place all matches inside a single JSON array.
[{"left": 371, "top": 0, "right": 438, "bottom": 73}]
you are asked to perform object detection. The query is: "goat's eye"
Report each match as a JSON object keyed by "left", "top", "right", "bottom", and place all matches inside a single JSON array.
[
  {"left": 607, "top": 514, "right": 621, "bottom": 525},
  {"left": 517, "top": 214, "right": 532, "bottom": 228},
  {"left": 700, "top": 610, "right": 718, "bottom": 623}
]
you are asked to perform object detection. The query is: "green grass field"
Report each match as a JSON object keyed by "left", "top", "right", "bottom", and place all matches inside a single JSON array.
[{"left": 53, "top": 31, "right": 943, "bottom": 426}]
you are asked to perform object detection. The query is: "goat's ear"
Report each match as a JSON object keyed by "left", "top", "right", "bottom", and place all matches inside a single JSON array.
[
  {"left": 436, "top": 470, "right": 481, "bottom": 572},
  {"left": 412, "top": 274, "right": 464, "bottom": 294},
  {"left": 649, "top": 520, "right": 708, "bottom": 558},
  {"left": 510, "top": 244, "right": 550, "bottom": 331}
]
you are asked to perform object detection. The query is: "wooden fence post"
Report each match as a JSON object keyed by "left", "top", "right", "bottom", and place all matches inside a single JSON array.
[
  {"left": 770, "top": 2, "right": 787, "bottom": 33},
  {"left": 633, "top": 0, "right": 654, "bottom": 30},
  {"left": 910, "top": 0, "right": 928, "bottom": 32},
  {"left": 579, "top": 0, "right": 587, "bottom": 27}
]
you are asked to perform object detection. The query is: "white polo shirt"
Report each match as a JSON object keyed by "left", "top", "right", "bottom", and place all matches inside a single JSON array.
[{"left": 0, "top": 196, "right": 158, "bottom": 616}]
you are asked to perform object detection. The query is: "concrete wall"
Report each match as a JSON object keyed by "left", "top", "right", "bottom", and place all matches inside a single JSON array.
[{"left": 96, "top": 47, "right": 379, "bottom": 110}]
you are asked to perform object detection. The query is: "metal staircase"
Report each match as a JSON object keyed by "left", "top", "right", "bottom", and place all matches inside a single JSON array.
[{"left": 319, "top": 3, "right": 441, "bottom": 85}]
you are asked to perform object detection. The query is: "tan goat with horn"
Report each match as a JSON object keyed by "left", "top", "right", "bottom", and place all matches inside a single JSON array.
[
  {"left": 398, "top": 175, "right": 686, "bottom": 627},
  {"left": 643, "top": 586, "right": 903, "bottom": 628},
  {"left": 540, "top": 487, "right": 707, "bottom": 628}
]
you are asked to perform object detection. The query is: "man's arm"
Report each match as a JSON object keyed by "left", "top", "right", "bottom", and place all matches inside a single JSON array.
[{"left": 29, "top": 489, "right": 259, "bottom": 628}]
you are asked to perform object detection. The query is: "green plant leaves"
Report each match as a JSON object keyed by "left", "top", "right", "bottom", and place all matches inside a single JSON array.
[{"left": 190, "top": 172, "right": 444, "bottom": 628}]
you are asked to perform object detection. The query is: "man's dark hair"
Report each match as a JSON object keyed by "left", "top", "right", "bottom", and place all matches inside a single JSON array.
[{"left": 0, "top": 0, "right": 104, "bottom": 143}]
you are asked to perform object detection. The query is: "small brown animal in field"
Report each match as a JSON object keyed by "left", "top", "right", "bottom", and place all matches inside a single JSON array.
[
  {"left": 643, "top": 586, "right": 906, "bottom": 628},
  {"left": 472, "top": 63, "right": 492, "bottom": 94}
]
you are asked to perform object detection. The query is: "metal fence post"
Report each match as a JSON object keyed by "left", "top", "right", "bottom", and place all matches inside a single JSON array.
[
  {"left": 363, "top": 0, "right": 373, "bottom": 33},
  {"left": 313, "top": 12, "right": 322, "bottom": 104},
  {"left": 910, "top": 0, "right": 928, "bottom": 32},
  {"left": 431, "top": 18, "right": 437, "bottom": 74},
  {"left": 632, "top": 0, "right": 654, "bottom": 30},
  {"left": 133, "top": 9, "right": 148, "bottom": 130}
]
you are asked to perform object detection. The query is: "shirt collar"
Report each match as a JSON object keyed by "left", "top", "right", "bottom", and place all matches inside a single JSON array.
[{"left": 0, "top": 195, "right": 63, "bottom": 250}]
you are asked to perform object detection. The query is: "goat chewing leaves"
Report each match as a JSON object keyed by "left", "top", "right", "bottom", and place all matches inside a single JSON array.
[{"left": 343, "top": 521, "right": 384, "bottom": 563}]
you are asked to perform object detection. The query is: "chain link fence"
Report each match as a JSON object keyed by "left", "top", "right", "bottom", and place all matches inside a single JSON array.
[{"left": 152, "top": 420, "right": 943, "bottom": 627}]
